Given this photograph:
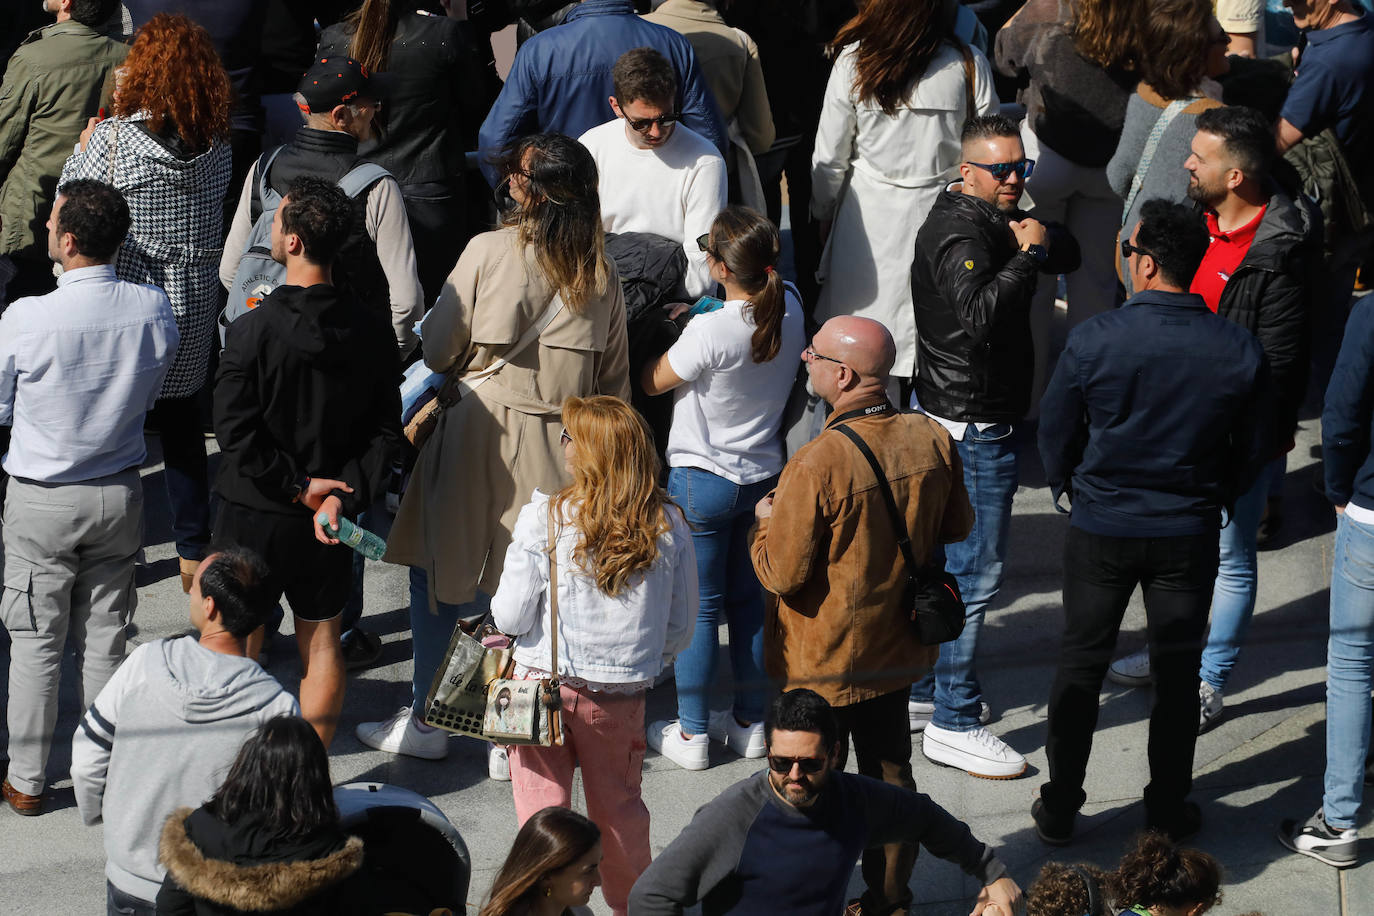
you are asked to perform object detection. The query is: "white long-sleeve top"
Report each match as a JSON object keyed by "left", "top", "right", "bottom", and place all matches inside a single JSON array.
[{"left": 491, "top": 489, "right": 698, "bottom": 687}]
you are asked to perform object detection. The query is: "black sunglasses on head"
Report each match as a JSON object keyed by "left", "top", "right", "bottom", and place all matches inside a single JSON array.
[
  {"left": 1120, "top": 239, "right": 1156, "bottom": 262},
  {"left": 696, "top": 232, "right": 712, "bottom": 253},
  {"left": 626, "top": 112, "right": 679, "bottom": 133},
  {"left": 966, "top": 158, "right": 1035, "bottom": 181},
  {"left": 767, "top": 755, "right": 827, "bottom": 774}
]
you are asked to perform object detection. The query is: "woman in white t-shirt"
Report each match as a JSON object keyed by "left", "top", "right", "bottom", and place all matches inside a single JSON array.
[{"left": 640, "top": 205, "right": 806, "bottom": 771}]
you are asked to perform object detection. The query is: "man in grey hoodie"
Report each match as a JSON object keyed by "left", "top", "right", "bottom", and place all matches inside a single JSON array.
[{"left": 71, "top": 548, "right": 299, "bottom": 916}]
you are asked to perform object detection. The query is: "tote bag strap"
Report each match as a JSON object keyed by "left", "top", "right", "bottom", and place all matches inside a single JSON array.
[{"left": 1122, "top": 98, "right": 1193, "bottom": 228}]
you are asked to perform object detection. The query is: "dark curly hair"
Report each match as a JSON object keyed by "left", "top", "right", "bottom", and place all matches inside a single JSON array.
[
  {"left": 1027, "top": 862, "right": 1111, "bottom": 916},
  {"left": 1107, "top": 832, "right": 1222, "bottom": 912},
  {"left": 113, "top": 13, "right": 232, "bottom": 155},
  {"left": 54, "top": 179, "right": 130, "bottom": 261},
  {"left": 280, "top": 177, "right": 355, "bottom": 265}
]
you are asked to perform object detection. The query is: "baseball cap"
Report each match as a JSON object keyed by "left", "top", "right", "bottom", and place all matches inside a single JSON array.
[{"left": 297, "top": 57, "right": 382, "bottom": 113}]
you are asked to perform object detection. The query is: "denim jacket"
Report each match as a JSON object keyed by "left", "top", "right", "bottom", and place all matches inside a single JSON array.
[
  {"left": 490, "top": 490, "right": 698, "bottom": 685},
  {"left": 476, "top": 0, "right": 726, "bottom": 185}
]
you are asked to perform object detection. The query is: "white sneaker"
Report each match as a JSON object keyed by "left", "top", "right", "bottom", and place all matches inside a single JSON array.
[
  {"left": 1198, "top": 681, "right": 1224, "bottom": 733},
  {"left": 488, "top": 743, "right": 511, "bottom": 781},
  {"left": 707, "top": 710, "right": 766, "bottom": 758},
  {"left": 1107, "top": 648, "right": 1152, "bottom": 687},
  {"left": 355, "top": 707, "right": 449, "bottom": 760},
  {"left": 907, "top": 700, "right": 991, "bottom": 733},
  {"left": 922, "top": 724, "right": 1027, "bottom": 779},
  {"left": 647, "top": 720, "right": 709, "bottom": 770}
]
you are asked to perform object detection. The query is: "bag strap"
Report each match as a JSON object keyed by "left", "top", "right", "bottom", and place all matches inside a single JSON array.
[
  {"left": 1122, "top": 97, "right": 1193, "bottom": 228},
  {"left": 833, "top": 423, "right": 921, "bottom": 580},
  {"left": 448, "top": 292, "right": 566, "bottom": 402},
  {"left": 957, "top": 41, "right": 978, "bottom": 125},
  {"left": 104, "top": 120, "right": 120, "bottom": 185},
  {"left": 253, "top": 146, "right": 286, "bottom": 225},
  {"left": 546, "top": 508, "right": 561, "bottom": 680},
  {"left": 336, "top": 161, "right": 393, "bottom": 199}
]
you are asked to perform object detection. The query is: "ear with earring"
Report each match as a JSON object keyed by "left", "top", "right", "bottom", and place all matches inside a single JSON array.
[{"left": 544, "top": 886, "right": 553, "bottom": 897}]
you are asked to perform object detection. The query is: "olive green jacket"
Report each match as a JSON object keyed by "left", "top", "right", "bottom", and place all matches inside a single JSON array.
[{"left": 0, "top": 20, "right": 127, "bottom": 260}]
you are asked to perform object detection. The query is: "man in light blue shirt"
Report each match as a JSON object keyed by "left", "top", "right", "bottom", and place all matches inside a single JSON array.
[{"left": 0, "top": 178, "right": 178, "bottom": 816}]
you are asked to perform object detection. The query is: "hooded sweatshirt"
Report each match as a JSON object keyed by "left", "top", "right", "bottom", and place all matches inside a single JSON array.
[
  {"left": 212, "top": 282, "right": 402, "bottom": 518},
  {"left": 71, "top": 635, "right": 299, "bottom": 902}
]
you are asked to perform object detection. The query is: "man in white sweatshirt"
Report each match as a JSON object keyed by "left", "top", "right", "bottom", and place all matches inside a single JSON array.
[
  {"left": 579, "top": 46, "right": 727, "bottom": 299},
  {"left": 72, "top": 548, "right": 299, "bottom": 915}
]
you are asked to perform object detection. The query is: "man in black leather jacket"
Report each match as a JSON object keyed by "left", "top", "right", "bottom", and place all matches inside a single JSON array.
[{"left": 908, "top": 113, "right": 1079, "bottom": 780}]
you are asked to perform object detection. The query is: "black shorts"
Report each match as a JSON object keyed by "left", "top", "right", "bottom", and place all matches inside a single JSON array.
[{"left": 212, "top": 501, "right": 350, "bottom": 622}]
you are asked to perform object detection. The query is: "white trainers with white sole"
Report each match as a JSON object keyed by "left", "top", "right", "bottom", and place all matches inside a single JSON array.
[
  {"left": 355, "top": 707, "right": 449, "bottom": 760},
  {"left": 647, "top": 720, "right": 709, "bottom": 770},
  {"left": 707, "top": 710, "right": 766, "bottom": 758},
  {"left": 922, "top": 724, "right": 1026, "bottom": 779}
]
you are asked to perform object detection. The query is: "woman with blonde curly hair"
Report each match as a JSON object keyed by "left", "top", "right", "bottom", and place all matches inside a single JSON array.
[
  {"left": 488, "top": 395, "right": 696, "bottom": 916},
  {"left": 60, "top": 12, "right": 233, "bottom": 591}
]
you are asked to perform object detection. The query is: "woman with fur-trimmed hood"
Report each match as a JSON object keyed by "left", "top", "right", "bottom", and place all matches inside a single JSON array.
[{"left": 156, "top": 717, "right": 365, "bottom": 915}]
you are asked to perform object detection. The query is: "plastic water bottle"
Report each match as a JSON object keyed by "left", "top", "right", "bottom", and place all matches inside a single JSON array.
[{"left": 316, "top": 513, "right": 387, "bottom": 561}]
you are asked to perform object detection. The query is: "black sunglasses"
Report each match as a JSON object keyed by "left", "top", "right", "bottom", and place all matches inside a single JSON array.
[
  {"left": 966, "top": 158, "right": 1035, "bottom": 182},
  {"left": 560, "top": 427, "right": 572, "bottom": 445},
  {"left": 768, "top": 755, "right": 827, "bottom": 774},
  {"left": 626, "top": 112, "right": 680, "bottom": 133},
  {"left": 1120, "top": 239, "right": 1156, "bottom": 262},
  {"left": 696, "top": 232, "right": 712, "bottom": 253}
]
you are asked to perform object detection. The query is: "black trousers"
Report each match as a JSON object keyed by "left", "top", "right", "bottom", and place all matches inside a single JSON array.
[
  {"left": 832, "top": 688, "right": 917, "bottom": 915},
  {"left": 1042, "top": 525, "right": 1218, "bottom": 823}
]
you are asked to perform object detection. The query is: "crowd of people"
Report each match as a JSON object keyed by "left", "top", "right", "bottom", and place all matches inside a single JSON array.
[{"left": 1, "top": 0, "right": 1373, "bottom": 913}]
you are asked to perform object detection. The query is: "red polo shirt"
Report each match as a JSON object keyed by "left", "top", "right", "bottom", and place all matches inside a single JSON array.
[{"left": 1190, "top": 205, "right": 1266, "bottom": 312}]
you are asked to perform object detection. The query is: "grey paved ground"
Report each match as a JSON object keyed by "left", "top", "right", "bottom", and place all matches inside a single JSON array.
[{"left": 0, "top": 330, "right": 1366, "bottom": 915}]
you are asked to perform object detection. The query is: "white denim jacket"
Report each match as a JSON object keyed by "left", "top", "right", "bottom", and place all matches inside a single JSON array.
[{"left": 491, "top": 490, "right": 698, "bottom": 686}]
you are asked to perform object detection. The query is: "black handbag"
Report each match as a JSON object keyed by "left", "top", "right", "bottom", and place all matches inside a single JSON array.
[{"left": 833, "top": 422, "right": 966, "bottom": 645}]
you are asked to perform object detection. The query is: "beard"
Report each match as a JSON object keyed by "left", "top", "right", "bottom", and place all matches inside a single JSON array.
[{"left": 1186, "top": 176, "right": 1224, "bottom": 207}]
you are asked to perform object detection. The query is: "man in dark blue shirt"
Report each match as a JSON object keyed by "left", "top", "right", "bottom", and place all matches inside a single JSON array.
[
  {"left": 629, "top": 689, "right": 1021, "bottom": 916},
  {"left": 1277, "top": 0, "right": 1374, "bottom": 163},
  {"left": 1034, "top": 199, "right": 1268, "bottom": 847}
]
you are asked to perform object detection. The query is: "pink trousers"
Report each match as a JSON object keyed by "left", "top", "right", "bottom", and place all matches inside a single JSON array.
[{"left": 509, "top": 684, "right": 650, "bottom": 916}]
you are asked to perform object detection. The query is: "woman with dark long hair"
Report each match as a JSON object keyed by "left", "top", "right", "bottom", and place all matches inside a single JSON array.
[
  {"left": 359, "top": 134, "right": 630, "bottom": 771},
  {"left": 317, "top": 0, "right": 500, "bottom": 302},
  {"left": 60, "top": 12, "right": 232, "bottom": 592},
  {"left": 810, "top": 0, "right": 999, "bottom": 389},
  {"left": 489, "top": 395, "right": 694, "bottom": 916},
  {"left": 156, "top": 716, "right": 363, "bottom": 915},
  {"left": 480, "top": 807, "right": 603, "bottom": 916},
  {"left": 640, "top": 205, "right": 803, "bottom": 771}
]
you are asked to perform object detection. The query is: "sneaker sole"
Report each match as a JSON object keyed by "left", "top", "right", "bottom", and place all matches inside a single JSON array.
[
  {"left": 1106, "top": 670, "right": 1152, "bottom": 688},
  {"left": 355, "top": 728, "right": 449, "bottom": 761},
  {"left": 647, "top": 737, "right": 709, "bottom": 771},
  {"left": 1277, "top": 827, "right": 1357, "bottom": 868},
  {"left": 921, "top": 738, "right": 1026, "bottom": 780}
]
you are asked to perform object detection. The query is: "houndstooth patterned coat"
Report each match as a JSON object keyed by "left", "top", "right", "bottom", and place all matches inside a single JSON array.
[{"left": 61, "top": 114, "right": 231, "bottom": 399}]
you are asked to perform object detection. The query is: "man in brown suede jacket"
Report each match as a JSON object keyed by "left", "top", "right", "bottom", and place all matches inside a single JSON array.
[{"left": 750, "top": 315, "right": 973, "bottom": 916}]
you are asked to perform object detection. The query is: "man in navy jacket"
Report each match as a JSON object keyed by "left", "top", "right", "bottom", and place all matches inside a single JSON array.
[
  {"left": 1034, "top": 199, "right": 1267, "bottom": 846},
  {"left": 476, "top": 0, "right": 726, "bottom": 185}
]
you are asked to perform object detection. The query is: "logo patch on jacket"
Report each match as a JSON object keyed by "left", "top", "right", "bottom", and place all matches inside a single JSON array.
[{"left": 964, "top": 260, "right": 975, "bottom": 270}]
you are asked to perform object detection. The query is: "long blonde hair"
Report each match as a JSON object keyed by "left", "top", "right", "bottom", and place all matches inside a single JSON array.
[{"left": 550, "top": 397, "right": 672, "bottom": 597}]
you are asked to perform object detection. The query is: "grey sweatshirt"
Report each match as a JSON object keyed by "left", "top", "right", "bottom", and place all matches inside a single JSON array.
[
  {"left": 628, "top": 769, "right": 1006, "bottom": 915},
  {"left": 71, "top": 635, "right": 299, "bottom": 903}
]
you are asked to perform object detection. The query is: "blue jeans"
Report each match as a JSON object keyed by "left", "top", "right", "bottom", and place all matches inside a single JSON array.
[
  {"left": 408, "top": 566, "right": 489, "bottom": 717},
  {"left": 667, "top": 467, "right": 775, "bottom": 736},
  {"left": 1325, "top": 512, "right": 1374, "bottom": 829},
  {"left": 1200, "top": 457, "right": 1282, "bottom": 690},
  {"left": 910, "top": 424, "right": 1020, "bottom": 731}
]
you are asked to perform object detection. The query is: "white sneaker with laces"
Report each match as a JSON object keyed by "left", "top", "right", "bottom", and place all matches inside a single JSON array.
[
  {"left": 647, "top": 720, "right": 709, "bottom": 770},
  {"left": 1106, "top": 648, "right": 1152, "bottom": 687},
  {"left": 355, "top": 707, "right": 449, "bottom": 760},
  {"left": 1198, "top": 680, "right": 1224, "bottom": 733},
  {"left": 922, "top": 724, "right": 1026, "bottom": 779},
  {"left": 707, "top": 710, "right": 766, "bottom": 758},
  {"left": 907, "top": 700, "right": 991, "bottom": 733},
  {"left": 488, "top": 743, "right": 511, "bottom": 781}
]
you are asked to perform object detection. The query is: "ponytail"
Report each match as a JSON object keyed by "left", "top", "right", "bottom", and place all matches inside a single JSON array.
[
  {"left": 347, "top": 0, "right": 399, "bottom": 74},
  {"left": 706, "top": 205, "right": 787, "bottom": 364}
]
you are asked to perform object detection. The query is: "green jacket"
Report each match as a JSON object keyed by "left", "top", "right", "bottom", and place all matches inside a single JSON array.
[{"left": 0, "top": 20, "right": 127, "bottom": 260}]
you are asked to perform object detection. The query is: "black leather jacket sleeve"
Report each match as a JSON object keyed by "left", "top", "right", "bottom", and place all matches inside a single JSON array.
[{"left": 931, "top": 233, "right": 1042, "bottom": 347}]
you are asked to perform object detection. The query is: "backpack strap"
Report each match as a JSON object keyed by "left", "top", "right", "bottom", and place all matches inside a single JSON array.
[
  {"left": 251, "top": 146, "right": 286, "bottom": 225},
  {"left": 337, "top": 162, "right": 394, "bottom": 199}
]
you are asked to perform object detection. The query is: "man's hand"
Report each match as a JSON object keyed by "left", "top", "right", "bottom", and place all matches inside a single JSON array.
[
  {"left": 313, "top": 495, "right": 344, "bottom": 545},
  {"left": 755, "top": 493, "right": 775, "bottom": 522},
  {"left": 79, "top": 117, "right": 100, "bottom": 152},
  {"left": 1336, "top": 503, "right": 1347, "bottom": 516},
  {"left": 666, "top": 302, "right": 691, "bottom": 320},
  {"left": 970, "top": 876, "right": 1023, "bottom": 916},
  {"left": 1009, "top": 218, "right": 1047, "bottom": 250},
  {"left": 300, "top": 477, "right": 353, "bottom": 512}
]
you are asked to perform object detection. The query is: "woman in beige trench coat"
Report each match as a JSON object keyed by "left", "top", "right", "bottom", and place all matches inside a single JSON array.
[{"left": 357, "top": 133, "right": 631, "bottom": 762}]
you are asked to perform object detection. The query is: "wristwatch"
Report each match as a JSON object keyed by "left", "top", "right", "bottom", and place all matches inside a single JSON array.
[
  {"left": 1024, "top": 243, "right": 1049, "bottom": 264},
  {"left": 290, "top": 475, "right": 311, "bottom": 504}
]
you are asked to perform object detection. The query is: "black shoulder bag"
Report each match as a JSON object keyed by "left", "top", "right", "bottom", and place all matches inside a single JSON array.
[{"left": 832, "top": 414, "right": 966, "bottom": 646}]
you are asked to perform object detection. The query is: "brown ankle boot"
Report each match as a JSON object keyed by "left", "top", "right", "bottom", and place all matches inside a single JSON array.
[{"left": 179, "top": 557, "right": 200, "bottom": 594}]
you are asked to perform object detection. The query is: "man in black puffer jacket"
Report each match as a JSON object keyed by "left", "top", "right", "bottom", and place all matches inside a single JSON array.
[
  {"left": 1106, "top": 105, "right": 1320, "bottom": 728},
  {"left": 909, "top": 114, "right": 1079, "bottom": 781}
]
